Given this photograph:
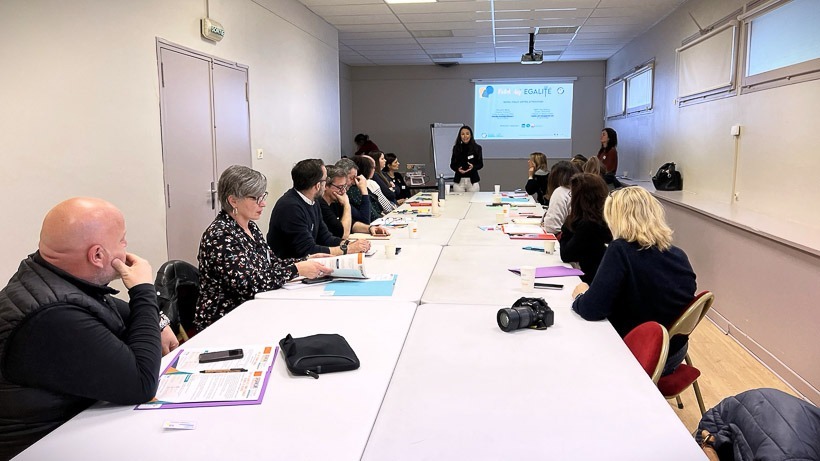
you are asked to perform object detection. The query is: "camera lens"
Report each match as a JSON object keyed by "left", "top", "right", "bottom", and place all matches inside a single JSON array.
[{"left": 497, "top": 306, "right": 533, "bottom": 332}]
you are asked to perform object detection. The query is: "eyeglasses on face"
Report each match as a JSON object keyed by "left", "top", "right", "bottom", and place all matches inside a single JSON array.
[
  {"left": 247, "top": 191, "right": 269, "bottom": 205},
  {"left": 329, "top": 183, "right": 347, "bottom": 192}
]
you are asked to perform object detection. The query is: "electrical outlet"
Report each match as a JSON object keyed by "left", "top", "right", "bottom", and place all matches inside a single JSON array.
[
  {"left": 734, "top": 192, "right": 740, "bottom": 201},
  {"left": 256, "top": 148, "right": 263, "bottom": 159}
]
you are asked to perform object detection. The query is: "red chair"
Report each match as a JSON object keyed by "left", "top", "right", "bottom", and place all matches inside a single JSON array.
[
  {"left": 657, "top": 291, "right": 715, "bottom": 414},
  {"left": 624, "top": 322, "right": 670, "bottom": 384}
]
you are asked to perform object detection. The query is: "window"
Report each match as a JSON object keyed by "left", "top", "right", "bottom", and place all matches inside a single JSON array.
[
  {"left": 626, "top": 65, "right": 653, "bottom": 114},
  {"left": 605, "top": 61, "right": 653, "bottom": 119},
  {"left": 740, "top": 0, "right": 820, "bottom": 92},
  {"left": 676, "top": 22, "right": 738, "bottom": 105},
  {"left": 605, "top": 80, "right": 625, "bottom": 118}
]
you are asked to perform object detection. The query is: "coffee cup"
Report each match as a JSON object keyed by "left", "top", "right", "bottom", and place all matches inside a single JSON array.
[
  {"left": 544, "top": 240, "right": 556, "bottom": 254},
  {"left": 494, "top": 184, "right": 501, "bottom": 194},
  {"left": 519, "top": 266, "right": 535, "bottom": 293}
]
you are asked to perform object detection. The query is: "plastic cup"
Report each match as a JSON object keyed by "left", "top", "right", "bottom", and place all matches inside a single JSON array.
[
  {"left": 492, "top": 193, "right": 502, "bottom": 204},
  {"left": 494, "top": 185, "right": 501, "bottom": 194},
  {"left": 446, "top": 184, "right": 452, "bottom": 194},
  {"left": 385, "top": 244, "right": 396, "bottom": 259},
  {"left": 496, "top": 212, "right": 507, "bottom": 225},
  {"left": 408, "top": 222, "right": 419, "bottom": 239},
  {"left": 520, "top": 266, "right": 535, "bottom": 292},
  {"left": 544, "top": 240, "right": 556, "bottom": 254}
]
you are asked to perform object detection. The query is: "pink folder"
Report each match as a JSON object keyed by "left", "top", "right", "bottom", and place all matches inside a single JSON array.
[{"left": 508, "top": 266, "right": 584, "bottom": 278}]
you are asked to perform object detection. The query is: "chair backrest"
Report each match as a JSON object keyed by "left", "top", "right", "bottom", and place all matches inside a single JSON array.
[
  {"left": 154, "top": 260, "right": 200, "bottom": 332},
  {"left": 624, "top": 321, "right": 670, "bottom": 384},
  {"left": 668, "top": 291, "right": 715, "bottom": 338}
]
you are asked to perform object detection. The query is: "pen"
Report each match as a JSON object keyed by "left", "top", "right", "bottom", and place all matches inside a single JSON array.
[
  {"left": 522, "top": 246, "right": 542, "bottom": 252},
  {"left": 535, "top": 283, "right": 563, "bottom": 290},
  {"left": 200, "top": 368, "right": 248, "bottom": 373}
]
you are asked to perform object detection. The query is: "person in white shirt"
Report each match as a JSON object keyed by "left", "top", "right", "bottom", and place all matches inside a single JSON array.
[{"left": 541, "top": 161, "right": 577, "bottom": 233}]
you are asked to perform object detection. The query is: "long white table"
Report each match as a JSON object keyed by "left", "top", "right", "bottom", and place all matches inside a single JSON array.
[
  {"left": 16, "top": 299, "right": 417, "bottom": 461},
  {"left": 447, "top": 218, "right": 551, "bottom": 247},
  {"left": 362, "top": 303, "right": 707, "bottom": 461},
  {"left": 381, "top": 217, "right": 460, "bottom": 245},
  {"left": 256, "top": 243, "right": 441, "bottom": 302},
  {"left": 422, "top": 245, "right": 578, "bottom": 307}
]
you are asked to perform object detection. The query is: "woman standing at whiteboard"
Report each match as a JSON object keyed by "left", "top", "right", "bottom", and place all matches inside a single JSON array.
[
  {"left": 597, "top": 128, "right": 618, "bottom": 174},
  {"left": 450, "top": 125, "right": 483, "bottom": 192}
]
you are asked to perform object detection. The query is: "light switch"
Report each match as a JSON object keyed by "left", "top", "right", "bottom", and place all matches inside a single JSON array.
[
  {"left": 731, "top": 125, "right": 741, "bottom": 137},
  {"left": 256, "top": 148, "right": 264, "bottom": 159}
]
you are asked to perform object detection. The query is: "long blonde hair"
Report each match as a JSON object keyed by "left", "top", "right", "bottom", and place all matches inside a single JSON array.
[{"left": 604, "top": 187, "right": 673, "bottom": 250}]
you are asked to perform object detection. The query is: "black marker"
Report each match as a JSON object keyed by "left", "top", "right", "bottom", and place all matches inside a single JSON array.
[{"left": 534, "top": 283, "right": 563, "bottom": 290}]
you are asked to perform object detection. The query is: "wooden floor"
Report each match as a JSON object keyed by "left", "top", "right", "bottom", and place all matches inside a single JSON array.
[{"left": 667, "top": 318, "right": 797, "bottom": 432}]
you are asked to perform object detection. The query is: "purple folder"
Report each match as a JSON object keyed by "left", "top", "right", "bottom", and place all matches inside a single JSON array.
[
  {"left": 136, "top": 347, "right": 278, "bottom": 410},
  {"left": 508, "top": 266, "right": 584, "bottom": 278}
]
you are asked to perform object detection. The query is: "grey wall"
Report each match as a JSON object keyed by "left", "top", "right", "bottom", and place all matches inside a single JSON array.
[
  {"left": 346, "top": 62, "right": 606, "bottom": 190},
  {"left": 609, "top": 0, "right": 820, "bottom": 402},
  {"left": 606, "top": 0, "right": 820, "bottom": 229}
]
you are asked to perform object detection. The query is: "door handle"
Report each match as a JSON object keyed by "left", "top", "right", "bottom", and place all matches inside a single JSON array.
[{"left": 210, "top": 181, "right": 217, "bottom": 210}]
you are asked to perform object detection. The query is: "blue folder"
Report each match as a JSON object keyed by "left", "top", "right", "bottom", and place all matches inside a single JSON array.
[{"left": 324, "top": 275, "right": 398, "bottom": 296}]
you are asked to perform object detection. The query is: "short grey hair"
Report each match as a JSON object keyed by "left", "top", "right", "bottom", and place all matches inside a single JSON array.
[
  {"left": 218, "top": 165, "right": 267, "bottom": 213},
  {"left": 335, "top": 158, "right": 357, "bottom": 175},
  {"left": 325, "top": 165, "right": 346, "bottom": 183}
]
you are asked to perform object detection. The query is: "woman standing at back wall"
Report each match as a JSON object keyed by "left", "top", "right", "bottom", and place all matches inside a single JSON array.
[
  {"left": 450, "top": 125, "right": 483, "bottom": 192},
  {"left": 597, "top": 128, "right": 618, "bottom": 174}
]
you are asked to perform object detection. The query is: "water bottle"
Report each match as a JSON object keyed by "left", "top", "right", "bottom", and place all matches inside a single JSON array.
[{"left": 437, "top": 174, "right": 445, "bottom": 198}]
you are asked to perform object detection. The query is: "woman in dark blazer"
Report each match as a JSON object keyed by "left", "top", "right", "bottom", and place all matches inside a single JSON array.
[{"left": 450, "top": 125, "right": 483, "bottom": 192}]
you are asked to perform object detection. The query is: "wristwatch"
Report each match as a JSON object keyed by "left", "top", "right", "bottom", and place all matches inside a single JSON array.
[{"left": 340, "top": 239, "right": 350, "bottom": 254}]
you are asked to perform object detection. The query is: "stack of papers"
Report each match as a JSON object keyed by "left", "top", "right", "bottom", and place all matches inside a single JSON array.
[
  {"left": 508, "top": 266, "right": 584, "bottom": 278},
  {"left": 138, "top": 345, "right": 276, "bottom": 409},
  {"left": 324, "top": 274, "right": 398, "bottom": 296},
  {"left": 502, "top": 224, "right": 545, "bottom": 235}
]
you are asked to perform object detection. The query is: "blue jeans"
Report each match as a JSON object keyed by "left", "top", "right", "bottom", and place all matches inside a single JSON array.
[{"left": 662, "top": 341, "right": 688, "bottom": 376}]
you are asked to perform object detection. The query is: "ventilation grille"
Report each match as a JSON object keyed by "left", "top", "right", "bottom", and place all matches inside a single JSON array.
[
  {"left": 538, "top": 26, "right": 578, "bottom": 35},
  {"left": 411, "top": 30, "right": 454, "bottom": 38},
  {"left": 431, "top": 53, "right": 463, "bottom": 59}
]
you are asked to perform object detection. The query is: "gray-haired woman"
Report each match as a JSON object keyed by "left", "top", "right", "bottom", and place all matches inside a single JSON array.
[{"left": 194, "top": 165, "right": 326, "bottom": 331}]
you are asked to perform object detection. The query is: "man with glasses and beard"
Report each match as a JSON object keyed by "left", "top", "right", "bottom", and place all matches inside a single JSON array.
[
  {"left": 319, "top": 165, "right": 390, "bottom": 240},
  {"left": 267, "top": 159, "right": 370, "bottom": 259}
]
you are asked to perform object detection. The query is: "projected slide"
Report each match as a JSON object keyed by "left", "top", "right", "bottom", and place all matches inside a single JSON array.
[{"left": 474, "top": 83, "right": 573, "bottom": 140}]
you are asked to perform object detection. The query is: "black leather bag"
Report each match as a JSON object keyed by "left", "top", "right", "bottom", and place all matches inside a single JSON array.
[
  {"left": 279, "top": 333, "right": 360, "bottom": 379},
  {"left": 652, "top": 162, "right": 683, "bottom": 191}
]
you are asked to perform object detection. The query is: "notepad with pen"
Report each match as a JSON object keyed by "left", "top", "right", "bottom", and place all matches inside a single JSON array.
[{"left": 136, "top": 345, "right": 277, "bottom": 410}]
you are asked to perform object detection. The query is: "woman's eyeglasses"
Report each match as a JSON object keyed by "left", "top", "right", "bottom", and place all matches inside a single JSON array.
[{"left": 248, "top": 192, "right": 269, "bottom": 205}]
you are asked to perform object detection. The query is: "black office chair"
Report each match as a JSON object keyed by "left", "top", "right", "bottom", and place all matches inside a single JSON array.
[{"left": 154, "top": 260, "right": 200, "bottom": 341}]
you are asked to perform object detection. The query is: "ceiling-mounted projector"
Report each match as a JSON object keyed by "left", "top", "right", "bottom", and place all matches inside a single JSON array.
[{"left": 520, "top": 31, "right": 543, "bottom": 64}]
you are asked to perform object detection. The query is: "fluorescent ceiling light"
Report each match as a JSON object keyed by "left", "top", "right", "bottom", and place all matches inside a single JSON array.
[{"left": 385, "top": 0, "right": 436, "bottom": 3}]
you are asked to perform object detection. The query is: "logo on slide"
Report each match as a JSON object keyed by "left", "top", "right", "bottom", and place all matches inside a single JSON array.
[{"left": 479, "top": 86, "right": 494, "bottom": 98}]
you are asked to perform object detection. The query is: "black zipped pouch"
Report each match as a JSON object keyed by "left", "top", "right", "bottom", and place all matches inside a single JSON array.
[{"left": 278, "top": 333, "right": 360, "bottom": 379}]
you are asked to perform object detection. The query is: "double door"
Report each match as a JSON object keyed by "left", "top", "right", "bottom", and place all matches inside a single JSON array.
[{"left": 158, "top": 41, "right": 251, "bottom": 264}]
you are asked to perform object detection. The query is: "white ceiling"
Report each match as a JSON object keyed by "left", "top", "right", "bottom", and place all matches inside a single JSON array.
[{"left": 297, "top": 0, "right": 687, "bottom": 66}]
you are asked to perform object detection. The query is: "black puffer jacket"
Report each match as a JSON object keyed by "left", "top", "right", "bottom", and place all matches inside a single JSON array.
[{"left": 697, "top": 388, "right": 820, "bottom": 461}]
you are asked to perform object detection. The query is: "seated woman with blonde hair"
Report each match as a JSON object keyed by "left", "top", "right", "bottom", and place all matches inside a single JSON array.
[
  {"left": 524, "top": 152, "right": 549, "bottom": 206},
  {"left": 571, "top": 186, "right": 696, "bottom": 374}
]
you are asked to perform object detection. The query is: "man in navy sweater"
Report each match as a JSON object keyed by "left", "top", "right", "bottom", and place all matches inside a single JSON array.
[{"left": 267, "top": 159, "right": 370, "bottom": 258}]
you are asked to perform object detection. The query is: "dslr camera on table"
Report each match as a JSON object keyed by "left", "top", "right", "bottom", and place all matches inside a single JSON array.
[{"left": 497, "top": 297, "right": 554, "bottom": 332}]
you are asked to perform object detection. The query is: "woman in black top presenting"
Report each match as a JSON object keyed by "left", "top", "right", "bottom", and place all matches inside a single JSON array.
[
  {"left": 559, "top": 173, "right": 612, "bottom": 284},
  {"left": 450, "top": 125, "right": 483, "bottom": 192}
]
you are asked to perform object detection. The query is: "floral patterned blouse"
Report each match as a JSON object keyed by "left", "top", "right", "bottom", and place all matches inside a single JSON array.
[{"left": 194, "top": 210, "right": 301, "bottom": 331}]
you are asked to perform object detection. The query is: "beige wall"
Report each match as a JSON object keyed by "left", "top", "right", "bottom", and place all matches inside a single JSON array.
[
  {"left": 345, "top": 62, "right": 606, "bottom": 190},
  {"left": 0, "top": 0, "right": 340, "bottom": 283}
]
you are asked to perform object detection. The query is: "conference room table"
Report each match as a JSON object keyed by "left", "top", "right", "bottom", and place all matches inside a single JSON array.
[
  {"left": 361, "top": 303, "right": 708, "bottom": 461},
  {"left": 15, "top": 299, "right": 417, "bottom": 461},
  {"left": 447, "top": 218, "right": 554, "bottom": 247},
  {"left": 255, "top": 243, "right": 442, "bottom": 303},
  {"left": 377, "top": 216, "right": 460, "bottom": 246},
  {"left": 422, "top": 244, "right": 578, "bottom": 307}
]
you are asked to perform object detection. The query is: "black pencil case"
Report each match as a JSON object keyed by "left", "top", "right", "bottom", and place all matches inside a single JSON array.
[{"left": 278, "top": 333, "right": 360, "bottom": 379}]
